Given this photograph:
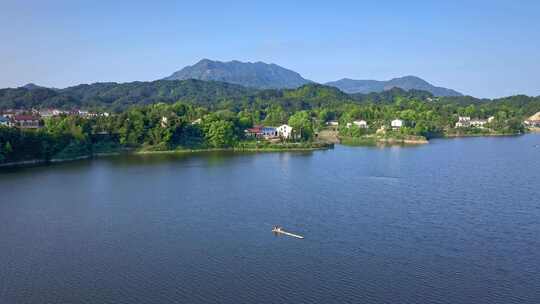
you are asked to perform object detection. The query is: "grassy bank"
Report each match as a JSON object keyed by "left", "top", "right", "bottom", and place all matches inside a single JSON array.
[
  {"left": 135, "top": 141, "right": 333, "bottom": 154},
  {"left": 0, "top": 141, "right": 332, "bottom": 169},
  {"left": 444, "top": 131, "right": 523, "bottom": 138},
  {"left": 340, "top": 135, "right": 428, "bottom": 146}
]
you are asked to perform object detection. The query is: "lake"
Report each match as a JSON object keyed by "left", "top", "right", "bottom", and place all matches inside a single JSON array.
[{"left": 1, "top": 134, "right": 540, "bottom": 304}]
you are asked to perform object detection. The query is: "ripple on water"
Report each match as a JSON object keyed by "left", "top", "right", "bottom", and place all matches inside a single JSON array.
[{"left": 0, "top": 135, "right": 539, "bottom": 303}]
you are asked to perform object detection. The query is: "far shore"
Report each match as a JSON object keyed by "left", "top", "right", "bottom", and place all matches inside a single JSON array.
[
  {"left": 338, "top": 130, "right": 528, "bottom": 146},
  {"left": 0, "top": 143, "right": 333, "bottom": 169},
  {"left": 2, "top": 131, "right": 537, "bottom": 169},
  {"left": 444, "top": 132, "right": 524, "bottom": 138},
  {"left": 135, "top": 145, "right": 333, "bottom": 155},
  {"left": 339, "top": 135, "right": 429, "bottom": 146}
]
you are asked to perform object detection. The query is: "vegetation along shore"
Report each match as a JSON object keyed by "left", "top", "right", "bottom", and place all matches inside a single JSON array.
[{"left": 1, "top": 81, "right": 539, "bottom": 168}]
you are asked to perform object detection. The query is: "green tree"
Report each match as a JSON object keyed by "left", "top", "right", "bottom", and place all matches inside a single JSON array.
[
  {"left": 288, "top": 111, "right": 313, "bottom": 141},
  {"left": 264, "top": 105, "right": 288, "bottom": 126},
  {"left": 4, "top": 141, "right": 13, "bottom": 154},
  {"left": 205, "top": 120, "right": 236, "bottom": 148}
]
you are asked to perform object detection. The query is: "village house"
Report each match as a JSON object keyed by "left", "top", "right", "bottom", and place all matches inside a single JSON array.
[
  {"left": 68, "top": 109, "right": 81, "bottom": 116},
  {"left": 54, "top": 109, "right": 66, "bottom": 116},
  {"left": 245, "top": 126, "right": 282, "bottom": 139},
  {"left": 525, "top": 120, "right": 540, "bottom": 128},
  {"left": 245, "top": 125, "right": 263, "bottom": 138},
  {"left": 161, "top": 116, "right": 168, "bottom": 128},
  {"left": 326, "top": 121, "right": 339, "bottom": 126},
  {"left": 346, "top": 120, "right": 368, "bottom": 128},
  {"left": 455, "top": 116, "right": 471, "bottom": 128},
  {"left": 191, "top": 118, "right": 202, "bottom": 125},
  {"left": 38, "top": 108, "right": 66, "bottom": 118},
  {"left": 524, "top": 112, "right": 540, "bottom": 128},
  {"left": 353, "top": 120, "right": 368, "bottom": 128},
  {"left": 0, "top": 109, "right": 25, "bottom": 118},
  {"left": 276, "top": 124, "right": 293, "bottom": 139},
  {"left": 391, "top": 119, "right": 403, "bottom": 130},
  {"left": 455, "top": 116, "right": 494, "bottom": 128},
  {"left": 470, "top": 118, "right": 488, "bottom": 128},
  {"left": 86, "top": 112, "right": 110, "bottom": 118},
  {"left": 262, "top": 127, "right": 278, "bottom": 138},
  {"left": 13, "top": 115, "right": 41, "bottom": 129},
  {"left": 38, "top": 109, "right": 55, "bottom": 118},
  {"left": 0, "top": 116, "right": 12, "bottom": 127}
]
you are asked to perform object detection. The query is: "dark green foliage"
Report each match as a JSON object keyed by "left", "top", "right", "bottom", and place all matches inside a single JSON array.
[
  {"left": 1, "top": 80, "right": 539, "bottom": 165},
  {"left": 288, "top": 111, "right": 313, "bottom": 140},
  {"left": 0, "top": 80, "right": 255, "bottom": 112}
]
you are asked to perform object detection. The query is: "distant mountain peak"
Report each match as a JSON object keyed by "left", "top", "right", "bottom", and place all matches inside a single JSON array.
[
  {"left": 164, "top": 59, "right": 312, "bottom": 89},
  {"left": 21, "top": 83, "right": 45, "bottom": 90},
  {"left": 326, "top": 76, "right": 462, "bottom": 97}
]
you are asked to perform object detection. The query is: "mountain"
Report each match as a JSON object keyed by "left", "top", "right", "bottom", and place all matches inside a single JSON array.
[
  {"left": 164, "top": 59, "right": 312, "bottom": 89},
  {"left": 325, "top": 76, "right": 462, "bottom": 97},
  {"left": 2, "top": 79, "right": 539, "bottom": 115},
  {"left": 0, "top": 80, "right": 255, "bottom": 111},
  {"left": 21, "top": 83, "right": 51, "bottom": 90}
]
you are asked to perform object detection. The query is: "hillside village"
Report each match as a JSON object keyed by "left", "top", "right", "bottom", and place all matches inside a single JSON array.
[
  {"left": 2, "top": 107, "right": 539, "bottom": 139},
  {"left": 0, "top": 108, "right": 109, "bottom": 129}
]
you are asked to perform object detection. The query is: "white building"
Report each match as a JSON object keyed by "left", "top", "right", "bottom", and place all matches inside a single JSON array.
[
  {"left": 262, "top": 127, "right": 278, "bottom": 138},
  {"left": 326, "top": 121, "right": 339, "bottom": 126},
  {"left": 391, "top": 119, "right": 403, "bottom": 129},
  {"left": 470, "top": 119, "right": 488, "bottom": 128},
  {"left": 161, "top": 116, "right": 168, "bottom": 128},
  {"left": 53, "top": 109, "right": 65, "bottom": 116},
  {"left": 353, "top": 120, "right": 368, "bottom": 128},
  {"left": 455, "top": 116, "right": 471, "bottom": 128},
  {"left": 525, "top": 120, "right": 540, "bottom": 127},
  {"left": 455, "top": 121, "right": 467, "bottom": 128},
  {"left": 276, "top": 124, "right": 293, "bottom": 139},
  {"left": 456, "top": 116, "right": 491, "bottom": 129}
]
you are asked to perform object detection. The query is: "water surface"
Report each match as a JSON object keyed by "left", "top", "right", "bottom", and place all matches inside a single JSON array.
[{"left": 1, "top": 135, "right": 540, "bottom": 303}]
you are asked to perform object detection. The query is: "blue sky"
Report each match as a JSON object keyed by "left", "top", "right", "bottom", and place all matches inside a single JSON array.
[{"left": 1, "top": 0, "right": 539, "bottom": 98}]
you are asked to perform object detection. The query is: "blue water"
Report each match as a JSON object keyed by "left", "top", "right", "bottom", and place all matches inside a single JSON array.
[{"left": 1, "top": 134, "right": 539, "bottom": 303}]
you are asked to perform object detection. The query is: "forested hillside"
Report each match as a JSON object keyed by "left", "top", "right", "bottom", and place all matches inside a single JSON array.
[{"left": 0, "top": 80, "right": 255, "bottom": 111}]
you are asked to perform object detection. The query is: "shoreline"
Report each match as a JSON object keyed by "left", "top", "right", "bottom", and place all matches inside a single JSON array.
[
  {"left": 443, "top": 132, "right": 523, "bottom": 138},
  {"left": 339, "top": 135, "right": 429, "bottom": 146},
  {"left": 339, "top": 131, "right": 526, "bottom": 146},
  {"left": 1, "top": 131, "right": 535, "bottom": 169},
  {"left": 135, "top": 143, "right": 334, "bottom": 155},
  {"left": 0, "top": 143, "right": 333, "bottom": 169}
]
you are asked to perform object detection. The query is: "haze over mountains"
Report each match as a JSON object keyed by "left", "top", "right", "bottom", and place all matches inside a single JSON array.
[{"left": 164, "top": 59, "right": 462, "bottom": 97}]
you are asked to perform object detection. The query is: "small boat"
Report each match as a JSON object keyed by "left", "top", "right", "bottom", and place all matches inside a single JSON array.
[{"left": 272, "top": 226, "right": 304, "bottom": 239}]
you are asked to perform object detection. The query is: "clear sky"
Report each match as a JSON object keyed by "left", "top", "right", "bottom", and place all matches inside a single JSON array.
[{"left": 1, "top": 0, "right": 539, "bottom": 98}]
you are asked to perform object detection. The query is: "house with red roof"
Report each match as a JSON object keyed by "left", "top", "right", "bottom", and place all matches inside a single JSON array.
[
  {"left": 13, "top": 115, "right": 42, "bottom": 129},
  {"left": 245, "top": 125, "right": 264, "bottom": 138}
]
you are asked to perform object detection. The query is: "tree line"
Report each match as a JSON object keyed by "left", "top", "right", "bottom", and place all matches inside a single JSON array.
[{"left": 1, "top": 85, "right": 539, "bottom": 164}]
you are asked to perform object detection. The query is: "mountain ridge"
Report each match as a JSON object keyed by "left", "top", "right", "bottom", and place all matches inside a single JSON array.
[
  {"left": 164, "top": 59, "right": 313, "bottom": 89},
  {"left": 325, "top": 76, "right": 462, "bottom": 97},
  {"left": 165, "top": 59, "right": 461, "bottom": 96}
]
